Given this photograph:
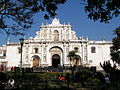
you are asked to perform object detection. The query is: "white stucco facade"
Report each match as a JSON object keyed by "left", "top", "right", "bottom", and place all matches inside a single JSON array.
[{"left": 0, "top": 18, "right": 112, "bottom": 70}]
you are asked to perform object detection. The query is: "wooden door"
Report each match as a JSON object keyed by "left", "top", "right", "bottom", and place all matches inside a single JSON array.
[{"left": 33, "top": 58, "right": 39, "bottom": 67}]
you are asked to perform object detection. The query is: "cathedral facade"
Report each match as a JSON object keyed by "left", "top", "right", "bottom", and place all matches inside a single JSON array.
[{"left": 0, "top": 18, "right": 112, "bottom": 70}]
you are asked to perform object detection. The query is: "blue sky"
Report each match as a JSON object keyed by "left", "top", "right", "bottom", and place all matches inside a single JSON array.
[{"left": 0, "top": 0, "right": 120, "bottom": 45}]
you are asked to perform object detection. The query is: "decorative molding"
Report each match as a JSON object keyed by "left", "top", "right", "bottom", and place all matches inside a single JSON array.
[{"left": 0, "top": 56, "right": 6, "bottom": 59}]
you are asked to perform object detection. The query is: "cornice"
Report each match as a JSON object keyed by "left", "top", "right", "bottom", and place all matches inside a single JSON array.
[{"left": 40, "top": 25, "right": 71, "bottom": 28}]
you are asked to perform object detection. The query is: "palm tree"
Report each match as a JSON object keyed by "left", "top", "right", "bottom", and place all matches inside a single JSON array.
[
  {"left": 67, "top": 50, "right": 76, "bottom": 64},
  {"left": 75, "top": 53, "right": 81, "bottom": 65},
  {"left": 67, "top": 50, "right": 80, "bottom": 66},
  {"left": 67, "top": 50, "right": 80, "bottom": 77}
]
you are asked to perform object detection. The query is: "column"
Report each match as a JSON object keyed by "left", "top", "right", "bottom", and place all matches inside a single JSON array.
[
  {"left": 62, "top": 44, "right": 65, "bottom": 66},
  {"left": 81, "top": 43, "right": 84, "bottom": 65},
  {"left": 41, "top": 45, "right": 43, "bottom": 65}
]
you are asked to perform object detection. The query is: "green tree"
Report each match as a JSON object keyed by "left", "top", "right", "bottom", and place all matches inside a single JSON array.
[
  {"left": 100, "top": 27, "right": 120, "bottom": 89},
  {"left": 100, "top": 60, "right": 116, "bottom": 76},
  {"left": 0, "top": 0, "right": 66, "bottom": 35},
  {"left": 84, "top": 0, "right": 120, "bottom": 23},
  {"left": 0, "top": 0, "right": 119, "bottom": 35},
  {"left": 67, "top": 50, "right": 80, "bottom": 77},
  {"left": 100, "top": 27, "right": 120, "bottom": 73},
  {"left": 67, "top": 50, "right": 80, "bottom": 66},
  {"left": 111, "top": 26, "right": 120, "bottom": 65},
  {"left": 67, "top": 50, "right": 76, "bottom": 63}
]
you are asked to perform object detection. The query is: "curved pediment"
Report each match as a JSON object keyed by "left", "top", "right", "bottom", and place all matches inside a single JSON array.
[{"left": 34, "top": 18, "right": 78, "bottom": 41}]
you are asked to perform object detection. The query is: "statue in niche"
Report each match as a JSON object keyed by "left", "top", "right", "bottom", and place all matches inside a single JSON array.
[{"left": 54, "top": 30, "right": 59, "bottom": 41}]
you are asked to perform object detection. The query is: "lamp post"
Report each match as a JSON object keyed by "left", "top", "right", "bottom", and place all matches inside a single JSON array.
[{"left": 19, "top": 38, "right": 24, "bottom": 76}]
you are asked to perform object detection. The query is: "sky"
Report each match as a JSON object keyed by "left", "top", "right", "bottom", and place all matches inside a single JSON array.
[{"left": 0, "top": 0, "right": 120, "bottom": 45}]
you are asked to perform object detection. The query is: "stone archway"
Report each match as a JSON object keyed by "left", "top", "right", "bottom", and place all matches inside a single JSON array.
[
  {"left": 49, "top": 46, "right": 63, "bottom": 67},
  {"left": 52, "top": 54, "right": 60, "bottom": 68},
  {"left": 31, "top": 55, "right": 40, "bottom": 67}
]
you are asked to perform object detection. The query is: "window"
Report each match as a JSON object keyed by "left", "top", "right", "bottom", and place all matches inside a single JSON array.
[
  {"left": 91, "top": 47, "right": 96, "bottom": 53},
  {"left": 89, "top": 60, "right": 92, "bottom": 63},
  {"left": 74, "top": 47, "right": 79, "bottom": 52},
  {"left": 3, "top": 50, "right": 6, "bottom": 56},
  {"left": 34, "top": 48, "right": 38, "bottom": 53},
  {"left": 43, "top": 55, "right": 46, "bottom": 62}
]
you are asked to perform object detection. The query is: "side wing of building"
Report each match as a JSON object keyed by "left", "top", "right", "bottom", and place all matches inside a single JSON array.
[{"left": 87, "top": 41, "right": 112, "bottom": 70}]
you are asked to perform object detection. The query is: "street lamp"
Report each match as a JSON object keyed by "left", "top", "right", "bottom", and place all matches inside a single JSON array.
[{"left": 19, "top": 38, "right": 24, "bottom": 76}]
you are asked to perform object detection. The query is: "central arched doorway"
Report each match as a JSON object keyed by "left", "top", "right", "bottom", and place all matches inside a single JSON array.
[{"left": 52, "top": 54, "right": 60, "bottom": 68}]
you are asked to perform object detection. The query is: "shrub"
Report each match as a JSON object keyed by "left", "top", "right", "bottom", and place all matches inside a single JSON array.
[
  {"left": 74, "top": 68, "right": 94, "bottom": 83},
  {"left": 84, "top": 77, "right": 100, "bottom": 88},
  {"left": 0, "top": 72, "right": 7, "bottom": 81}
]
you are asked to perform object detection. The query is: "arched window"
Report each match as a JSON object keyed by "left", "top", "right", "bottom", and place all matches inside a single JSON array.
[
  {"left": 34, "top": 48, "right": 38, "bottom": 53},
  {"left": 74, "top": 47, "right": 79, "bottom": 52},
  {"left": 91, "top": 47, "right": 96, "bottom": 53},
  {"left": 43, "top": 55, "right": 46, "bottom": 62},
  {"left": 54, "top": 30, "right": 59, "bottom": 41}
]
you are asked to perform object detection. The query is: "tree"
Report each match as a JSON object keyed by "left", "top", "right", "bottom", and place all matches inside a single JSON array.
[
  {"left": 84, "top": 0, "right": 120, "bottom": 23},
  {"left": 100, "top": 27, "right": 120, "bottom": 88},
  {"left": 67, "top": 50, "right": 80, "bottom": 77},
  {"left": 0, "top": 0, "right": 119, "bottom": 35},
  {"left": 100, "top": 27, "right": 120, "bottom": 72},
  {"left": 0, "top": 0, "right": 66, "bottom": 35},
  {"left": 67, "top": 50, "right": 76, "bottom": 65},
  {"left": 110, "top": 26, "right": 120, "bottom": 65},
  {"left": 67, "top": 50, "right": 81, "bottom": 66},
  {"left": 100, "top": 60, "right": 116, "bottom": 76}
]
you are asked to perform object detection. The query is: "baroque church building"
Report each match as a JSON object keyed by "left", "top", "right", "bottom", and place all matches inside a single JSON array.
[{"left": 0, "top": 18, "right": 112, "bottom": 70}]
